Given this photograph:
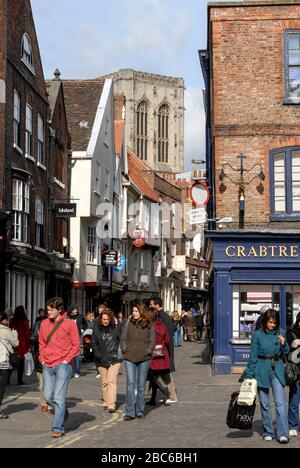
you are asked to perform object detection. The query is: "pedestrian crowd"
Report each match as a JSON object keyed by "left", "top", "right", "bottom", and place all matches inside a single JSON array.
[{"left": 0, "top": 297, "right": 203, "bottom": 437}]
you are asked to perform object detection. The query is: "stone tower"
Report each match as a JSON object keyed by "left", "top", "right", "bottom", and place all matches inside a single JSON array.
[{"left": 106, "top": 68, "right": 184, "bottom": 173}]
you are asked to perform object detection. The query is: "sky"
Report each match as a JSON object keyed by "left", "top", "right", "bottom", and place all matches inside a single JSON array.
[{"left": 30, "top": 0, "right": 234, "bottom": 171}]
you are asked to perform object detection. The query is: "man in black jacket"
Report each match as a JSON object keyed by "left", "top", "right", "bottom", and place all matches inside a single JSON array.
[
  {"left": 67, "top": 305, "right": 86, "bottom": 377},
  {"left": 148, "top": 298, "right": 178, "bottom": 404}
]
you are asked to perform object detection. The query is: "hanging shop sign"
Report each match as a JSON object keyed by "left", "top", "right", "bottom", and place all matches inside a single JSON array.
[
  {"left": 132, "top": 229, "right": 145, "bottom": 248},
  {"left": 102, "top": 250, "right": 119, "bottom": 266},
  {"left": 55, "top": 203, "right": 77, "bottom": 217},
  {"left": 112, "top": 254, "right": 126, "bottom": 272}
]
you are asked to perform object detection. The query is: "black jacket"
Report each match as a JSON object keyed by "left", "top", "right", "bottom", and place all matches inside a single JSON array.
[
  {"left": 29, "top": 318, "right": 43, "bottom": 372},
  {"left": 92, "top": 324, "right": 122, "bottom": 367}
]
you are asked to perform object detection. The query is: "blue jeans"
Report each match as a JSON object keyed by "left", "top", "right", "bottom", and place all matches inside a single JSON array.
[
  {"left": 72, "top": 354, "right": 81, "bottom": 375},
  {"left": 288, "top": 382, "right": 300, "bottom": 430},
  {"left": 258, "top": 372, "right": 289, "bottom": 439},
  {"left": 174, "top": 328, "right": 181, "bottom": 347},
  {"left": 43, "top": 363, "right": 72, "bottom": 433},
  {"left": 124, "top": 360, "right": 151, "bottom": 417}
]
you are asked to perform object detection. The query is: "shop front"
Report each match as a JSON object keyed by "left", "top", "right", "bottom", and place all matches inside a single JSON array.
[{"left": 207, "top": 232, "right": 300, "bottom": 375}]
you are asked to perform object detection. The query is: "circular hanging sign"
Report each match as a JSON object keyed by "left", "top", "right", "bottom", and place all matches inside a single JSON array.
[
  {"left": 112, "top": 254, "right": 126, "bottom": 272},
  {"left": 189, "top": 181, "right": 210, "bottom": 207},
  {"left": 132, "top": 229, "right": 145, "bottom": 248}
]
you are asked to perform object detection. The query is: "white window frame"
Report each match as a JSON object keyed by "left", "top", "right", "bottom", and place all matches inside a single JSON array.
[
  {"left": 35, "top": 197, "right": 44, "bottom": 248},
  {"left": 25, "top": 104, "right": 33, "bottom": 159},
  {"left": 171, "top": 242, "right": 176, "bottom": 268},
  {"left": 12, "top": 179, "right": 30, "bottom": 243},
  {"left": 87, "top": 226, "right": 98, "bottom": 265},
  {"left": 37, "top": 114, "right": 45, "bottom": 167},
  {"left": 21, "top": 33, "right": 35, "bottom": 74},
  {"left": 185, "top": 240, "right": 191, "bottom": 257},
  {"left": 13, "top": 90, "right": 21, "bottom": 149}
]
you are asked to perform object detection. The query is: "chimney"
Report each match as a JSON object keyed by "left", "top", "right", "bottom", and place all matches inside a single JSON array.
[{"left": 114, "top": 93, "right": 126, "bottom": 121}]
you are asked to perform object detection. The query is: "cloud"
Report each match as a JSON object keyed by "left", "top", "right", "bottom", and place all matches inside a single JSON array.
[{"left": 184, "top": 88, "right": 206, "bottom": 171}]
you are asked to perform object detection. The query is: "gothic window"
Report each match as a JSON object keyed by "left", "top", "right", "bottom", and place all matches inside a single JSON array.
[
  {"left": 136, "top": 101, "right": 148, "bottom": 161},
  {"left": 21, "top": 33, "right": 35, "bottom": 73},
  {"left": 158, "top": 104, "right": 169, "bottom": 163}
]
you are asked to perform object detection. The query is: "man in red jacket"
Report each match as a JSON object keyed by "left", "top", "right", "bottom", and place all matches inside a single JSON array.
[{"left": 39, "top": 297, "right": 80, "bottom": 438}]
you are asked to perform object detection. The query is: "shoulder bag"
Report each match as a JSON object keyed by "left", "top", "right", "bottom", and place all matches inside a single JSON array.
[{"left": 280, "top": 344, "right": 299, "bottom": 386}]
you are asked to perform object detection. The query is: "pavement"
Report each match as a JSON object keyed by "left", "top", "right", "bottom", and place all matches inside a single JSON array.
[{"left": 0, "top": 340, "right": 297, "bottom": 449}]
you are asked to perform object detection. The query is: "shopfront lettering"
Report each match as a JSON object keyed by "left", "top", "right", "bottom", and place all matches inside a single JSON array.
[{"left": 225, "top": 245, "right": 299, "bottom": 258}]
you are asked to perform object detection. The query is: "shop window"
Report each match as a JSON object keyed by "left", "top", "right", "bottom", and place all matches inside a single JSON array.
[
  {"left": 270, "top": 147, "right": 300, "bottom": 220},
  {"left": 232, "top": 285, "right": 280, "bottom": 340},
  {"left": 286, "top": 285, "right": 300, "bottom": 330}
]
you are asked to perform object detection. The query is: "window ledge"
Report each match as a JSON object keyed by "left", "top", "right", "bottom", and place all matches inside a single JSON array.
[
  {"left": 270, "top": 214, "right": 300, "bottom": 222},
  {"left": 13, "top": 144, "right": 23, "bottom": 155},
  {"left": 34, "top": 246, "right": 47, "bottom": 253},
  {"left": 54, "top": 177, "right": 65, "bottom": 189},
  {"left": 10, "top": 241, "right": 31, "bottom": 248},
  {"left": 230, "top": 339, "right": 251, "bottom": 345},
  {"left": 21, "top": 57, "right": 35, "bottom": 75},
  {"left": 25, "top": 154, "right": 36, "bottom": 163},
  {"left": 282, "top": 98, "right": 300, "bottom": 105},
  {"left": 37, "top": 162, "right": 46, "bottom": 171}
]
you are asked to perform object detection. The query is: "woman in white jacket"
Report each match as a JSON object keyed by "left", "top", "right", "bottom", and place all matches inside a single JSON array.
[{"left": 0, "top": 311, "right": 19, "bottom": 419}]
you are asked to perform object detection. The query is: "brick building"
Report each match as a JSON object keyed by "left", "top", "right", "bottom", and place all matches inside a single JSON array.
[
  {"left": 0, "top": 0, "right": 72, "bottom": 320},
  {"left": 201, "top": 0, "right": 300, "bottom": 373}
]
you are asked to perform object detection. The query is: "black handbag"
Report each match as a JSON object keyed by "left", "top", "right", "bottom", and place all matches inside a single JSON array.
[
  {"left": 280, "top": 344, "right": 299, "bottom": 386},
  {"left": 226, "top": 391, "right": 256, "bottom": 430},
  {"left": 9, "top": 351, "right": 20, "bottom": 369}
]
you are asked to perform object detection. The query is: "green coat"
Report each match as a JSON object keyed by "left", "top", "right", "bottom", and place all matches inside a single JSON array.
[{"left": 244, "top": 328, "right": 289, "bottom": 388}]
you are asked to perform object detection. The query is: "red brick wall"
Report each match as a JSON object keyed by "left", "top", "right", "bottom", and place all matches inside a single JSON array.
[
  {"left": 210, "top": 3, "right": 300, "bottom": 227},
  {"left": 4, "top": 0, "right": 50, "bottom": 246},
  {"left": 0, "top": 0, "right": 5, "bottom": 210}
]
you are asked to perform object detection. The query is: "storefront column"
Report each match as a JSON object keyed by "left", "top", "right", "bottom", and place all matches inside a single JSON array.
[
  {"left": 280, "top": 284, "right": 286, "bottom": 330},
  {"left": 212, "top": 269, "right": 232, "bottom": 374}
]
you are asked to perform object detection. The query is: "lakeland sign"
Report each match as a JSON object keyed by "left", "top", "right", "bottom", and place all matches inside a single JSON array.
[{"left": 225, "top": 245, "right": 299, "bottom": 258}]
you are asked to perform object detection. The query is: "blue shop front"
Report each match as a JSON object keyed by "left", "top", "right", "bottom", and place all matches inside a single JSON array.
[{"left": 207, "top": 232, "right": 300, "bottom": 375}]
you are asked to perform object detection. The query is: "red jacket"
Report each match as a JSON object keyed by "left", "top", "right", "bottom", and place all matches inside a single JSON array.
[
  {"left": 39, "top": 313, "right": 80, "bottom": 367},
  {"left": 10, "top": 319, "right": 30, "bottom": 359},
  {"left": 150, "top": 320, "right": 170, "bottom": 371}
]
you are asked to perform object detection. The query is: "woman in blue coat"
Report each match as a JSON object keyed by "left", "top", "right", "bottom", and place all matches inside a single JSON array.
[{"left": 244, "top": 309, "right": 289, "bottom": 443}]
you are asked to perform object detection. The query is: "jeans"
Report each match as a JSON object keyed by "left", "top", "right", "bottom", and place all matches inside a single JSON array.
[
  {"left": 258, "top": 371, "right": 289, "bottom": 439},
  {"left": 72, "top": 354, "right": 81, "bottom": 375},
  {"left": 288, "top": 382, "right": 300, "bottom": 430},
  {"left": 124, "top": 360, "right": 151, "bottom": 417},
  {"left": 174, "top": 328, "right": 181, "bottom": 347},
  {"left": 43, "top": 363, "right": 72, "bottom": 433}
]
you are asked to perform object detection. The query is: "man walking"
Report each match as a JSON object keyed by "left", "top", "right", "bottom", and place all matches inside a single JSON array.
[{"left": 39, "top": 297, "right": 80, "bottom": 438}]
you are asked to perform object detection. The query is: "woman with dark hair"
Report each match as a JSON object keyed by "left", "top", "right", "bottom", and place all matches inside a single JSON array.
[
  {"left": 244, "top": 308, "right": 290, "bottom": 443},
  {"left": 286, "top": 312, "right": 300, "bottom": 437},
  {"left": 10, "top": 306, "right": 30, "bottom": 385},
  {"left": 147, "top": 309, "right": 170, "bottom": 406},
  {"left": 0, "top": 312, "right": 19, "bottom": 418},
  {"left": 120, "top": 304, "right": 155, "bottom": 420},
  {"left": 92, "top": 309, "right": 122, "bottom": 413}
]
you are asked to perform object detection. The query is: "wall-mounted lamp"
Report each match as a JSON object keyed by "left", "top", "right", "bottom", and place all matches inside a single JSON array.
[{"left": 219, "top": 153, "right": 265, "bottom": 227}]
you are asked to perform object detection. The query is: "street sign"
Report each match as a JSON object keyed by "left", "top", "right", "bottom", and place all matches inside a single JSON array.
[
  {"left": 190, "top": 181, "right": 210, "bottom": 207},
  {"left": 102, "top": 250, "right": 119, "bottom": 266},
  {"left": 175, "top": 255, "right": 186, "bottom": 272},
  {"left": 189, "top": 208, "right": 207, "bottom": 225},
  {"left": 112, "top": 254, "right": 126, "bottom": 272},
  {"left": 55, "top": 203, "right": 77, "bottom": 217}
]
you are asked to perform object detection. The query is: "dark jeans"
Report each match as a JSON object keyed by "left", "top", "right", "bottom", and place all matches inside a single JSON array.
[{"left": 0, "top": 369, "right": 10, "bottom": 406}]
